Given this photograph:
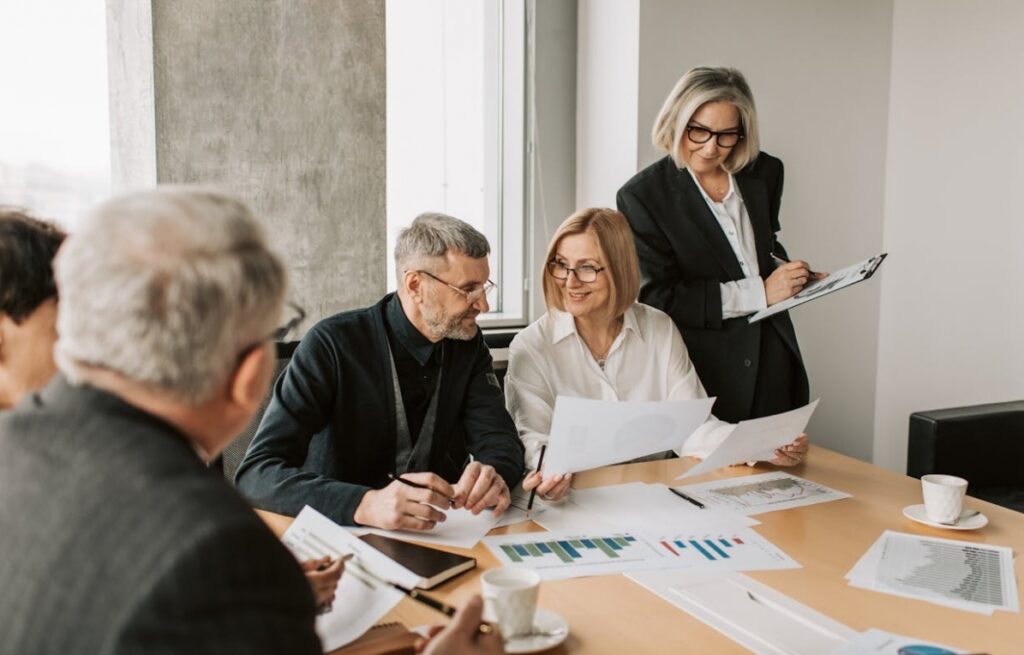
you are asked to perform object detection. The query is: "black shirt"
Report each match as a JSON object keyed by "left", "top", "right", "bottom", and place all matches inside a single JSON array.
[{"left": 384, "top": 294, "right": 442, "bottom": 444}]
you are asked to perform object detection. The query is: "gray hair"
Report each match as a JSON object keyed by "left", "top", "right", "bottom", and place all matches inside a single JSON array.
[
  {"left": 394, "top": 212, "right": 490, "bottom": 277},
  {"left": 54, "top": 187, "right": 287, "bottom": 403},
  {"left": 652, "top": 66, "right": 761, "bottom": 173}
]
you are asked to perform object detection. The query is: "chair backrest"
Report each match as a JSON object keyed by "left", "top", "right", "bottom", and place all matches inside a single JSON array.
[
  {"left": 219, "top": 341, "right": 297, "bottom": 484},
  {"left": 907, "top": 400, "right": 1024, "bottom": 487}
]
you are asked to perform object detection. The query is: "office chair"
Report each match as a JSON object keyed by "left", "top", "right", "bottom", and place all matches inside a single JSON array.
[{"left": 907, "top": 400, "right": 1024, "bottom": 513}]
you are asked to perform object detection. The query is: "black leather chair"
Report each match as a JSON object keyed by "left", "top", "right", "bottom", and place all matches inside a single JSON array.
[{"left": 907, "top": 400, "right": 1024, "bottom": 513}]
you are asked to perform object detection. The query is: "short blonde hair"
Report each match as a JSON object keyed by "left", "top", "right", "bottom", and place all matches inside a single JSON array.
[
  {"left": 652, "top": 66, "right": 760, "bottom": 173},
  {"left": 542, "top": 208, "right": 639, "bottom": 319}
]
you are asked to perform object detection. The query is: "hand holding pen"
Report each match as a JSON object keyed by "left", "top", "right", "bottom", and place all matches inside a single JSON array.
[
  {"left": 522, "top": 444, "right": 573, "bottom": 507},
  {"left": 765, "top": 252, "right": 827, "bottom": 306},
  {"left": 352, "top": 472, "right": 457, "bottom": 531}
]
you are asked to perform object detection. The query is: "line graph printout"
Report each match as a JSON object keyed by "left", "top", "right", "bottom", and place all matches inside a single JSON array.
[
  {"left": 484, "top": 527, "right": 798, "bottom": 581},
  {"left": 846, "top": 531, "right": 1018, "bottom": 614},
  {"left": 678, "top": 472, "right": 850, "bottom": 515}
]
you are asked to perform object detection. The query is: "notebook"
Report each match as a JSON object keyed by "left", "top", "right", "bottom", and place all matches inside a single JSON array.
[{"left": 359, "top": 533, "right": 476, "bottom": 589}]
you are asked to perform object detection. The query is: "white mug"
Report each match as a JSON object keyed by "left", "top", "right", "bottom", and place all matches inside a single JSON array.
[
  {"left": 481, "top": 567, "right": 540, "bottom": 638},
  {"left": 921, "top": 474, "right": 968, "bottom": 523}
]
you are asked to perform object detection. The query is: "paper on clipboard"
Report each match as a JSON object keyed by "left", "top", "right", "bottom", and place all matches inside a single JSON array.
[{"left": 749, "top": 253, "right": 887, "bottom": 323}]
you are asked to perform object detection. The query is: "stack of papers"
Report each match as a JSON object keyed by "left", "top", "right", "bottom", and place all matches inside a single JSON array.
[
  {"left": 846, "top": 530, "right": 1019, "bottom": 615},
  {"left": 282, "top": 507, "right": 421, "bottom": 651},
  {"left": 677, "top": 471, "right": 850, "bottom": 515}
]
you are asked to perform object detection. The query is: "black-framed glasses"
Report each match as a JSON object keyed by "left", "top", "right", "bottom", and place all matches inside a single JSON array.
[
  {"left": 685, "top": 124, "right": 744, "bottom": 148},
  {"left": 547, "top": 260, "right": 606, "bottom": 283},
  {"left": 416, "top": 270, "right": 496, "bottom": 304},
  {"left": 237, "top": 301, "right": 306, "bottom": 362}
]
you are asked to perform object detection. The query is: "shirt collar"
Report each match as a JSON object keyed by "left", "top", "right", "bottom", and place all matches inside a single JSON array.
[
  {"left": 685, "top": 167, "right": 741, "bottom": 205},
  {"left": 548, "top": 305, "right": 645, "bottom": 345},
  {"left": 386, "top": 293, "right": 439, "bottom": 366}
]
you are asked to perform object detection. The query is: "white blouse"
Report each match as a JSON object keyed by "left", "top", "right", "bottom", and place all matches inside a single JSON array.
[{"left": 504, "top": 303, "right": 734, "bottom": 468}]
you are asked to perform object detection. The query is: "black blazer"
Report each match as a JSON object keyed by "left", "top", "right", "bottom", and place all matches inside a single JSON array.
[
  {"left": 616, "top": 152, "right": 808, "bottom": 422},
  {"left": 235, "top": 293, "right": 525, "bottom": 526}
]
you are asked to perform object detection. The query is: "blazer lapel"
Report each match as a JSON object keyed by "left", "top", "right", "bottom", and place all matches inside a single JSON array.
[
  {"left": 735, "top": 171, "right": 774, "bottom": 275},
  {"left": 673, "top": 167, "right": 745, "bottom": 280}
]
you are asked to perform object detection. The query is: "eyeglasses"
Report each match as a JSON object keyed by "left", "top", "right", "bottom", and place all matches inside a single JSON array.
[
  {"left": 416, "top": 270, "right": 496, "bottom": 304},
  {"left": 685, "top": 124, "right": 744, "bottom": 148},
  {"left": 236, "top": 301, "right": 306, "bottom": 362},
  {"left": 547, "top": 260, "right": 606, "bottom": 283}
]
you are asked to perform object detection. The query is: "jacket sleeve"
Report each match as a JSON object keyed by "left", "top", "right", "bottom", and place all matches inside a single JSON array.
[
  {"left": 617, "top": 184, "right": 726, "bottom": 331},
  {"left": 461, "top": 334, "right": 526, "bottom": 491},
  {"left": 234, "top": 324, "right": 372, "bottom": 526}
]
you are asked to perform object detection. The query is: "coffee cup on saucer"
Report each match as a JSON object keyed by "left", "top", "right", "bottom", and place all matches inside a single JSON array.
[
  {"left": 481, "top": 567, "right": 540, "bottom": 638},
  {"left": 921, "top": 474, "right": 968, "bottom": 524}
]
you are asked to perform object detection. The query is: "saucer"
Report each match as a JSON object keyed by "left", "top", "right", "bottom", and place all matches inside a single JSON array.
[
  {"left": 504, "top": 609, "right": 569, "bottom": 654},
  {"left": 902, "top": 504, "right": 988, "bottom": 530}
]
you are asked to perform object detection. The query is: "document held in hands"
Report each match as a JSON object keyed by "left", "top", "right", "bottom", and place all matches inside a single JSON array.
[
  {"left": 677, "top": 400, "right": 819, "bottom": 479},
  {"left": 748, "top": 253, "right": 886, "bottom": 323},
  {"left": 543, "top": 396, "right": 715, "bottom": 476}
]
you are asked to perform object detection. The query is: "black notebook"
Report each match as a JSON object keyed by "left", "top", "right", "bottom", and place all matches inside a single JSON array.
[{"left": 358, "top": 533, "right": 476, "bottom": 590}]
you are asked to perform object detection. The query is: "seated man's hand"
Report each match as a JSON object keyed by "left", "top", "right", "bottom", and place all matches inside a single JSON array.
[
  {"left": 769, "top": 433, "right": 809, "bottom": 467},
  {"left": 453, "top": 461, "right": 511, "bottom": 516},
  {"left": 417, "top": 595, "right": 504, "bottom": 655},
  {"left": 301, "top": 556, "right": 344, "bottom": 610},
  {"left": 353, "top": 472, "right": 455, "bottom": 530},
  {"left": 522, "top": 471, "right": 572, "bottom": 502}
]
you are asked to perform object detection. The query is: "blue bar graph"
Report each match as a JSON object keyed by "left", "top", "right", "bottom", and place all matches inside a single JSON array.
[
  {"left": 537, "top": 542, "right": 551, "bottom": 554},
  {"left": 719, "top": 539, "right": 733, "bottom": 548},
  {"left": 581, "top": 539, "right": 596, "bottom": 549},
  {"left": 558, "top": 540, "right": 581, "bottom": 558},
  {"left": 513, "top": 545, "right": 529, "bottom": 557},
  {"left": 689, "top": 540, "right": 715, "bottom": 561},
  {"left": 603, "top": 538, "right": 622, "bottom": 551},
  {"left": 705, "top": 540, "right": 729, "bottom": 559},
  {"left": 674, "top": 540, "right": 688, "bottom": 549}
]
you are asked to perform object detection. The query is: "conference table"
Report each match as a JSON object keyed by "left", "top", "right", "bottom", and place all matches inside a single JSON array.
[{"left": 258, "top": 447, "right": 1024, "bottom": 653}]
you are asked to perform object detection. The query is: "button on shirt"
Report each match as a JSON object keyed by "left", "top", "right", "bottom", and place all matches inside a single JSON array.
[
  {"left": 504, "top": 303, "right": 734, "bottom": 467},
  {"left": 687, "top": 168, "right": 768, "bottom": 319}
]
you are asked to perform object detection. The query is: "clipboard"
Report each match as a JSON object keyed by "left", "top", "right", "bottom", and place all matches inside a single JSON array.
[{"left": 748, "top": 252, "right": 887, "bottom": 323}]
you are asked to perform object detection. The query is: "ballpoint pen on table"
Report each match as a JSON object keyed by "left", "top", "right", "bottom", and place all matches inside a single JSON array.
[
  {"left": 770, "top": 251, "right": 821, "bottom": 278},
  {"left": 526, "top": 444, "right": 547, "bottom": 518},
  {"left": 668, "top": 486, "right": 706, "bottom": 509},
  {"left": 387, "top": 472, "right": 457, "bottom": 506}
]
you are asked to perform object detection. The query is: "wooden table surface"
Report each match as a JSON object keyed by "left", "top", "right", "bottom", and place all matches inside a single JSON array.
[{"left": 259, "top": 447, "right": 1024, "bottom": 654}]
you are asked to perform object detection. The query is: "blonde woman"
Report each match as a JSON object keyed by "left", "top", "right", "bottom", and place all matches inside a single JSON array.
[
  {"left": 505, "top": 208, "right": 807, "bottom": 501},
  {"left": 617, "top": 66, "right": 824, "bottom": 425}
]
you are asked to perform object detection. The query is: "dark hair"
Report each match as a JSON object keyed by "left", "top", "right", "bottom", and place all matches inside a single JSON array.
[{"left": 0, "top": 209, "right": 67, "bottom": 323}]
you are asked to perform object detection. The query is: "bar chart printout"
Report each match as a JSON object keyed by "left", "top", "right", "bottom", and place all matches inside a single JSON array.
[
  {"left": 679, "top": 471, "right": 849, "bottom": 515},
  {"left": 484, "top": 528, "right": 798, "bottom": 580},
  {"left": 847, "top": 531, "right": 1019, "bottom": 614}
]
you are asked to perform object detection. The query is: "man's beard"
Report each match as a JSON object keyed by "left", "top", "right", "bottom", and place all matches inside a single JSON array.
[{"left": 425, "top": 307, "right": 479, "bottom": 341}]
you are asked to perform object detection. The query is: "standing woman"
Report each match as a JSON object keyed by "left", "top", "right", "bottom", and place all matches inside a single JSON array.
[{"left": 617, "top": 67, "right": 823, "bottom": 423}]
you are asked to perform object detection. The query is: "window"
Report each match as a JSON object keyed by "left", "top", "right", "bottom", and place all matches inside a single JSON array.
[
  {"left": 386, "top": 0, "right": 527, "bottom": 326},
  {"left": 0, "top": 1, "right": 110, "bottom": 230}
]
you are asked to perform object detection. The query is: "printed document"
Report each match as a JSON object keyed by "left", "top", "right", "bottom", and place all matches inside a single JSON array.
[
  {"left": 678, "top": 471, "right": 850, "bottom": 515},
  {"left": 544, "top": 396, "right": 714, "bottom": 475},
  {"left": 677, "top": 400, "right": 818, "bottom": 479}
]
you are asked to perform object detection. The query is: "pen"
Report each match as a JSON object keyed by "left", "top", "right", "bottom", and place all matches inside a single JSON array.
[
  {"left": 668, "top": 487, "right": 705, "bottom": 509},
  {"left": 387, "top": 472, "right": 457, "bottom": 506},
  {"left": 314, "top": 553, "right": 352, "bottom": 614},
  {"left": 770, "top": 251, "right": 820, "bottom": 278},
  {"left": 526, "top": 444, "right": 547, "bottom": 517}
]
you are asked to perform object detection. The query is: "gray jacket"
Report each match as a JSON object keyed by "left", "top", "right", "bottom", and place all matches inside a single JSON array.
[{"left": 0, "top": 376, "right": 321, "bottom": 654}]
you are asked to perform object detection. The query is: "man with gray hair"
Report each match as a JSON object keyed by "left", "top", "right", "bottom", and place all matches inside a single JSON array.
[
  {"left": 236, "top": 212, "right": 525, "bottom": 531},
  {"left": 0, "top": 188, "right": 323, "bottom": 653}
]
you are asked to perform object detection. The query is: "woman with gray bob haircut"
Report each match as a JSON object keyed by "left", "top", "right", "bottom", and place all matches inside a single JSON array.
[
  {"left": 617, "top": 66, "right": 818, "bottom": 454},
  {"left": 54, "top": 187, "right": 288, "bottom": 404}
]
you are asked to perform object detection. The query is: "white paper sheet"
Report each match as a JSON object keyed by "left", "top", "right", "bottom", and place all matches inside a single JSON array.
[
  {"left": 543, "top": 396, "right": 714, "bottom": 475},
  {"left": 628, "top": 571, "right": 857, "bottom": 654},
  {"left": 827, "top": 629, "right": 967, "bottom": 655},
  {"left": 845, "top": 530, "right": 1019, "bottom": 615},
  {"left": 678, "top": 471, "right": 850, "bottom": 515},
  {"left": 359, "top": 506, "right": 499, "bottom": 549},
  {"left": 677, "top": 400, "right": 819, "bottom": 479},
  {"left": 493, "top": 487, "right": 547, "bottom": 528},
  {"left": 282, "top": 506, "right": 420, "bottom": 652},
  {"left": 534, "top": 482, "right": 759, "bottom": 534},
  {"left": 484, "top": 524, "right": 798, "bottom": 581}
]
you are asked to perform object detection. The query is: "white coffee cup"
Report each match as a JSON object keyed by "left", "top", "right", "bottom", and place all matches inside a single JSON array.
[
  {"left": 921, "top": 474, "right": 968, "bottom": 523},
  {"left": 481, "top": 567, "right": 540, "bottom": 638}
]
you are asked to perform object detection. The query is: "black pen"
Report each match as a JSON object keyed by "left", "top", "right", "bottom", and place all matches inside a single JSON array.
[
  {"left": 387, "top": 472, "right": 456, "bottom": 506},
  {"left": 668, "top": 487, "right": 705, "bottom": 509},
  {"left": 526, "top": 444, "right": 547, "bottom": 518},
  {"left": 770, "top": 251, "right": 821, "bottom": 278}
]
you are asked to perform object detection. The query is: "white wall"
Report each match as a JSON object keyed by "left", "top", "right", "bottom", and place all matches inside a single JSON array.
[
  {"left": 631, "top": 0, "right": 894, "bottom": 462},
  {"left": 873, "top": 0, "right": 1024, "bottom": 471},
  {"left": 576, "top": 0, "right": 639, "bottom": 209}
]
